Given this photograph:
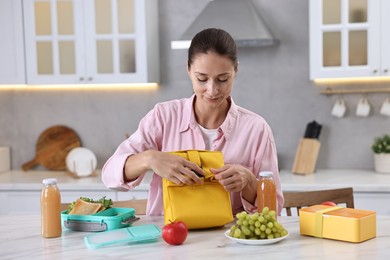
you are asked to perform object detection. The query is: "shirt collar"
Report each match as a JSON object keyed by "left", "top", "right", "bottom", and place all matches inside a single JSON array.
[{"left": 180, "top": 95, "right": 238, "bottom": 141}]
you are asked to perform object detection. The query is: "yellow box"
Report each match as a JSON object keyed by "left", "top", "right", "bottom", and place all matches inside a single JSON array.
[{"left": 299, "top": 205, "right": 376, "bottom": 243}]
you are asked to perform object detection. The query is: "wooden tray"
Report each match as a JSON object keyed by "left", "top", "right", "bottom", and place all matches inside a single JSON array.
[{"left": 22, "top": 125, "right": 81, "bottom": 171}]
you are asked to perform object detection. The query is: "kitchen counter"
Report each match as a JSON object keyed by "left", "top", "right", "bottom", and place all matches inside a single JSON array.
[
  {"left": 2, "top": 169, "right": 390, "bottom": 214},
  {"left": 0, "top": 215, "right": 389, "bottom": 259},
  {"left": 0, "top": 169, "right": 151, "bottom": 191},
  {"left": 0, "top": 170, "right": 151, "bottom": 214},
  {"left": 280, "top": 169, "right": 390, "bottom": 192},
  {"left": 3, "top": 168, "right": 388, "bottom": 192},
  {"left": 280, "top": 169, "right": 390, "bottom": 215}
]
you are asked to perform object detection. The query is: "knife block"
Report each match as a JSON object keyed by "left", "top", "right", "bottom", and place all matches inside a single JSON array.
[{"left": 292, "top": 138, "right": 321, "bottom": 175}]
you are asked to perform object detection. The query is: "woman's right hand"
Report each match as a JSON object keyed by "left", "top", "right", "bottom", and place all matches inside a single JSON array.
[
  {"left": 124, "top": 150, "right": 204, "bottom": 185},
  {"left": 148, "top": 151, "right": 205, "bottom": 185}
]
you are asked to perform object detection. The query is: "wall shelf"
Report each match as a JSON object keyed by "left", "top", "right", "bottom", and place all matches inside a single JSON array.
[{"left": 320, "top": 87, "right": 390, "bottom": 95}]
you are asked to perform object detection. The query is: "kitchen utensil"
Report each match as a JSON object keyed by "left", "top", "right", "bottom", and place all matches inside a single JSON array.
[
  {"left": 380, "top": 98, "right": 390, "bottom": 116},
  {"left": 331, "top": 99, "right": 347, "bottom": 118},
  {"left": 66, "top": 147, "right": 97, "bottom": 177},
  {"left": 22, "top": 125, "right": 81, "bottom": 171},
  {"left": 356, "top": 97, "right": 370, "bottom": 117},
  {"left": 303, "top": 120, "right": 322, "bottom": 139},
  {"left": 292, "top": 138, "right": 321, "bottom": 175}
]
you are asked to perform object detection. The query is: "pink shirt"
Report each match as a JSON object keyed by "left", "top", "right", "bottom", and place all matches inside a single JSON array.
[{"left": 102, "top": 95, "right": 284, "bottom": 215}]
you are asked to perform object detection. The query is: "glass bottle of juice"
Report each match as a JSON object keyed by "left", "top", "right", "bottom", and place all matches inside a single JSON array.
[
  {"left": 257, "top": 171, "right": 277, "bottom": 213},
  {"left": 41, "top": 178, "right": 62, "bottom": 238}
]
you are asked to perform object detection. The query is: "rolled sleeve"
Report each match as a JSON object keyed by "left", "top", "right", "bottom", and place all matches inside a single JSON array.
[{"left": 101, "top": 152, "right": 145, "bottom": 191}]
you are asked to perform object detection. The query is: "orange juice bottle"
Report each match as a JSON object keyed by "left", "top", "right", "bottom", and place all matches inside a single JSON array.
[
  {"left": 41, "top": 178, "right": 62, "bottom": 238},
  {"left": 257, "top": 171, "right": 277, "bottom": 213}
]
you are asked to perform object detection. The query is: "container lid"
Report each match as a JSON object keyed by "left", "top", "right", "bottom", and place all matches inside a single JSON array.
[
  {"left": 42, "top": 178, "right": 58, "bottom": 185},
  {"left": 259, "top": 171, "right": 273, "bottom": 177},
  {"left": 300, "top": 205, "right": 376, "bottom": 218},
  {"left": 84, "top": 224, "right": 162, "bottom": 249}
]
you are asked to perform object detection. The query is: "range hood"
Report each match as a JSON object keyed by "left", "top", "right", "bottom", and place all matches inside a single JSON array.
[{"left": 171, "top": 0, "right": 280, "bottom": 49}]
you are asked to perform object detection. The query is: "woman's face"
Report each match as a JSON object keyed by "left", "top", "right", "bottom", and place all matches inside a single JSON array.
[{"left": 187, "top": 51, "right": 237, "bottom": 110}]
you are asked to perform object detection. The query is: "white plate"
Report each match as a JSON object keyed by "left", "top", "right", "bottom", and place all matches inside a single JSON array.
[
  {"left": 66, "top": 147, "right": 97, "bottom": 177},
  {"left": 224, "top": 230, "right": 288, "bottom": 245}
]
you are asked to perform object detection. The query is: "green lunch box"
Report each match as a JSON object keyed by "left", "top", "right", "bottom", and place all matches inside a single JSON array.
[{"left": 61, "top": 207, "right": 140, "bottom": 232}]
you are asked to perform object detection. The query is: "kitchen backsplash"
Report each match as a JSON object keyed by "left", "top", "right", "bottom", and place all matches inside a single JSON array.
[{"left": 0, "top": 0, "right": 389, "bottom": 171}]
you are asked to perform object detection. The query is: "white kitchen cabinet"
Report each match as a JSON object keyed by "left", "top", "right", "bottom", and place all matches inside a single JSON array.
[
  {"left": 354, "top": 192, "right": 390, "bottom": 215},
  {"left": 0, "top": 189, "right": 149, "bottom": 215},
  {"left": 22, "top": 0, "right": 159, "bottom": 84},
  {"left": 116, "top": 189, "right": 148, "bottom": 200},
  {"left": 0, "top": 0, "right": 26, "bottom": 84},
  {"left": 280, "top": 169, "right": 390, "bottom": 215},
  {"left": 309, "top": 0, "right": 390, "bottom": 80},
  {"left": 0, "top": 190, "right": 117, "bottom": 215},
  {"left": 0, "top": 170, "right": 149, "bottom": 215}
]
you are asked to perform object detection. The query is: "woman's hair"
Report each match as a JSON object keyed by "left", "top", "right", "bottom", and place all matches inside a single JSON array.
[{"left": 187, "top": 28, "right": 238, "bottom": 71}]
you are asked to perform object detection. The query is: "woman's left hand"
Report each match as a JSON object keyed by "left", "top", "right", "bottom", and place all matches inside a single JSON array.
[{"left": 211, "top": 164, "right": 253, "bottom": 192}]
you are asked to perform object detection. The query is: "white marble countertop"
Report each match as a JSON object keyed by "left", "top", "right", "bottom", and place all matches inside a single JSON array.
[
  {"left": 0, "top": 214, "right": 389, "bottom": 259},
  {"left": 280, "top": 169, "right": 390, "bottom": 193},
  {"left": 0, "top": 170, "right": 150, "bottom": 191}
]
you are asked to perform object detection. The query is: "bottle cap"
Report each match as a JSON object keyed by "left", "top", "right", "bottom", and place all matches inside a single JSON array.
[
  {"left": 259, "top": 171, "right": 273, "bottom": 177},
  {"left": 42, "top": 178, "right": 58, "bottom": 185}
]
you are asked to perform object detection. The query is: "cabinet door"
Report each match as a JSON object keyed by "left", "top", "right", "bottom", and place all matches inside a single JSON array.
[
  {"left": 116, "top": 190, "right": 148, "bottom": 200},
  {"left": 0, "top": 0, "right": 25, "bottom": 84},
  {"left": 60, "top": 190, "right": 118, "bottom": 204},
  {"left": 0, "top": 190, "right": 117, "bottom": 215},
  {"left": 23, "top": 0, "right": 85, "bottom": 84},
  {"left": 310, "top": 0, "right": 380, "bottom": 79},
  {"left": 354, "top": 192, "right": 390, "bottom": 215},
  {"left": 84, "top": 0, "right": 139, "bottom": 83},
  {"left": 23, "top": 0, "right": 159, "bottom": 84},
  {"left": 381, "top": 0, "right": 390, "bottom": 76}
]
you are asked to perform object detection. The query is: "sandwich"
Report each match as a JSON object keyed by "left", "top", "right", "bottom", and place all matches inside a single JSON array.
[
  {"left": 68, "top": 196, "right": 113, "bottom": 215},
  {"left": 68, "top": 199, "right": 103, "bottom": 215}
]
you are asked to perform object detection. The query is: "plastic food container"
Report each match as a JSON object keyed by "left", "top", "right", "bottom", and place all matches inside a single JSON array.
[
  {"left": 299, "top": 205, "right": 376, "bottom": 243},
  {"left": 61, "top": 207, "right": 139, "bottom": 232}
]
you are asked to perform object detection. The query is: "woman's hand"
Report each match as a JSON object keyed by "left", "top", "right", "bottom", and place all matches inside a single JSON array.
[
  {"left": 211, "top": 164, "right": 252, "bottom": 192},
  {"left": 148, "top": 151, "right": 205, "bottom": 185},
  {"left": 211, "top": 164, "right": 257, "bottom": 203}
]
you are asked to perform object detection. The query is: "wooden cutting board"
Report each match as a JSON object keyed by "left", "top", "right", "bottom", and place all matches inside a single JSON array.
[{"left": 22, "top": 125, "right": 81, "bottom": 171}]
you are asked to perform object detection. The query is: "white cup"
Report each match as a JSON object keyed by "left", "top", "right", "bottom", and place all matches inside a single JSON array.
[
  {"left": 356, "top": 98, "right": 370, "bottom": 117},
  {"left": 331, "top": 99, "right": 347, "bottom": 118},
  {"left": 380, "top": 98, "right": 390, "bottom": 116}
]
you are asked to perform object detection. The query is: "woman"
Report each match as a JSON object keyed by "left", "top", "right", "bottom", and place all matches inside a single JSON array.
[{"left": 102, "top": 28, "right": 284, "bottom": 215}]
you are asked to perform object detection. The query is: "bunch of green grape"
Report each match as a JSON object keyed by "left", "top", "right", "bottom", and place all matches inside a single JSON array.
[{"left": 229, "top": 207, "right": 288, "bottom": 240}]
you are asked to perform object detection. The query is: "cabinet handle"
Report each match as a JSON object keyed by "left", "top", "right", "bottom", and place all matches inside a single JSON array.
[
  {"left": 373, "top": 70, "right": 378, "bottom": 74},
  {"left": 79, "top": 77, "right": 84, "bottom": 81},
  {"left": 88, "top": 77, "right": 93, "bottom": 81},
  {"left": 384, "top": 69, "right": 389, "bottom": 73}
]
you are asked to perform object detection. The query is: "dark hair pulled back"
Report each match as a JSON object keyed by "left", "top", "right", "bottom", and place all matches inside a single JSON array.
[{"left": 187, "top": 28, "right": 238, "bottom": 70}]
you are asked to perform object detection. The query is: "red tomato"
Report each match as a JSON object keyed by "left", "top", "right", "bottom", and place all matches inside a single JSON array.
[
  {"left": 321, "top": 201, "right": 337, "bottom": 206},
  {"left": 162, "top": 221, "right": 188, "bottom": 245}
]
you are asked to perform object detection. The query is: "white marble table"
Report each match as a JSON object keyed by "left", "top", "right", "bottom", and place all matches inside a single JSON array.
[{"left": 0, "top": 215, "right": 389, "bottom": 259}]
